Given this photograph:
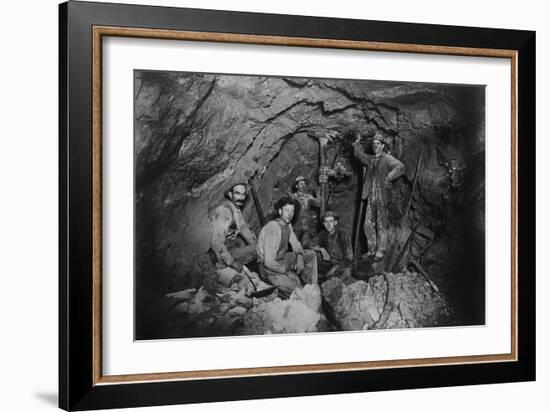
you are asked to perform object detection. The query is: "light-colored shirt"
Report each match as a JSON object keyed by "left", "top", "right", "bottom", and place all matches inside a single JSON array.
[
  {"left": 210, "top": 201, "right": 257, "bottom": 266},
  {"left": 257, "top": 219, "right": 303, "bottom": 267}
]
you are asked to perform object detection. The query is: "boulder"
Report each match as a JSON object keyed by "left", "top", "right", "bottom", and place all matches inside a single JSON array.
[
  {"left": 321, "top": 278, "right": 379, "bottom": 330},
  {"left": 240, "top": 284, "right": 323, "bottom": 334},
  {"left": 322, "top": 272, "right": 452, "bottom": 331}
]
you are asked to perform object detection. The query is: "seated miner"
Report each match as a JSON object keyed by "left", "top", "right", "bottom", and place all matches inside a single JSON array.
[
  {"left": 289, "top": 175, "right": 321, "bottom": 248},
  {"left": 311, "top": 211, "right": 355, "bottom": 285},
  {"left": 353, "top": 131, "right": 404, "bottom": 261},
  {"left": 256, "top": 196, "right": 319, "bottom": 299},
  {"left": 209, "top": 182, "right": 259, "bottom": 288}
]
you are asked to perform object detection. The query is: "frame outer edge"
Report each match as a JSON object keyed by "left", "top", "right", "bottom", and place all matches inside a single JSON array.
[
  {"left": 517, "top": 30, "right": 536, "bottom": 380},
  {"left": 59, "top": 2, "right": 69, "bottom": 410},
  {"left": 67, "top": 1, "right": 96, "bottom": 410}
]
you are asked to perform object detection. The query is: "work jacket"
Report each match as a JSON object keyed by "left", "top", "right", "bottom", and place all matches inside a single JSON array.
[
  {"left": 353, "top": 141, "right": 405, "bottom": 203},
  {"left": 210, "top": 201, "right": 256, "bottom": 266}
]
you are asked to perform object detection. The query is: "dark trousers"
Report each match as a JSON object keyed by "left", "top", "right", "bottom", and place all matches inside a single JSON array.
[
  {"left": 316, "top": 253, "right": 355, "bottom": 285},
  {"left": 258, "top": 250, "right": 318, "bottom": 298},
  {"left": 228, "top": 243, "right": 257, "bottom": 265}
]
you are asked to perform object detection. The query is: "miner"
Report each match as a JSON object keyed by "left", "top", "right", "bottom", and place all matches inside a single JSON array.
[
  {"left": 353, "top": 131, "right": 405, "bottom": 261},
  {"left": 312, "top": 211, "right": 355, "bottom": 284},
  {"left": 289, "top": 175, "right": 321, "bottom": 248},
  {"left": 209, "top": 183, "right": 258, "bottom": 284},
  {"left": 256, "top": 196, "right": 318, "bottom": 298}
]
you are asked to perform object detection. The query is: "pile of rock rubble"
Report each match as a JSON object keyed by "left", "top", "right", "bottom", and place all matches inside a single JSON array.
[{"left": 161, "top": 267, "right": 452, "bottom": 338}]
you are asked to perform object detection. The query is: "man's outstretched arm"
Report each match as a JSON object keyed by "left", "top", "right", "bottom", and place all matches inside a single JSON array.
[{"left": 352, "top": 140, "right": 373, "bottom": 166}]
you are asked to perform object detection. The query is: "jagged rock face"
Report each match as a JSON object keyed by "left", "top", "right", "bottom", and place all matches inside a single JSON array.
[
  {"left": 134, "top": 70, "right": 485, "bottom": 308},
  {"left": 321, "top": 278, "right": 379, "bottom": 330},
  {"left": 322, "top": 272, "right": 452, "bottom": 331}
]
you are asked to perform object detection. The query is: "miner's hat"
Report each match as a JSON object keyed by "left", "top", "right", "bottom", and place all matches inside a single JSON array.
[
  {"left": 372, "top": 132, "right": 387, "bottom": 144},
  {"left": 321, "top": 210, "right": 340, "bottom": 221},
  {"left": 224, "top": 182, "right": 249, "bottom": 199},
  {"left": 291, "top": 175, "right": 309, "bottom": 192}
]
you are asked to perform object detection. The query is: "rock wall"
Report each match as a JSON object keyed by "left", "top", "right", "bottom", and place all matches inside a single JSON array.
[{"left": 322, "top": 272, "right": 452, "bottom": 331}]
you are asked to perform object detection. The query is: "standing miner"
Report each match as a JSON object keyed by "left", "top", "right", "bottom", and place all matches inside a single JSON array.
[{"left": 353, "top": 132, "right": 404, "bottom": 261}]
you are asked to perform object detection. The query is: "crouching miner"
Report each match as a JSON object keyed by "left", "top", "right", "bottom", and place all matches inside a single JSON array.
[
  {"left": 312, "top": 211, "right": 355, "bottom": 285},
  {"left": 256, "top": 196, "right": 318, "bottom": 298},
  {"left": 209, "top": 183, "right": 258, "bottom": 288}
]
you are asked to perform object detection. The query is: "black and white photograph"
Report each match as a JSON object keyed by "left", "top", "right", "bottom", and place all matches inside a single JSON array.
[{"left": 134, "top": 70, "right": 486, "bottom": 340}]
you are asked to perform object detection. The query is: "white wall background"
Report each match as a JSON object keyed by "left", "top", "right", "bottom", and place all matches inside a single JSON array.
[{"left": 0, "top": 0, "right": 545, "bottom": 411}]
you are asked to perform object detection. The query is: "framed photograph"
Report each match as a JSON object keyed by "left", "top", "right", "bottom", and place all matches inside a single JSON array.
[{"left": 59, "top": 1, "right": 535, "bottom": 410}]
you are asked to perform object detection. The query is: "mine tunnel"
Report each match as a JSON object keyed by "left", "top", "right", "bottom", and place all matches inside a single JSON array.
[{"left": 134, "top": 70, "right": 486, "bottom": 339}]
